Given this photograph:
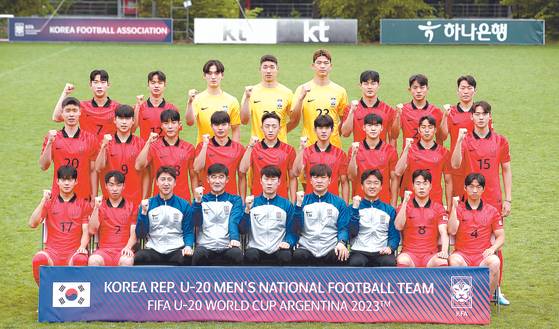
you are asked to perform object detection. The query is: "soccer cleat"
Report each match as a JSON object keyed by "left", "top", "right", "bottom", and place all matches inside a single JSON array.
[{"left": 496, "top": 288, "right": 510, "bottom": 305}]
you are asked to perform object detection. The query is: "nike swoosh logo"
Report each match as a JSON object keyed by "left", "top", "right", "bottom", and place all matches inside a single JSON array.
[
  {"left": 201, "top": 107, "right": 208, "bottom": 111},
  {"left": 307, "top": 99, "right": 315, "bottom": 103},
  {"left": 253, "top": 100, "right": 261, "bottom": 104}
]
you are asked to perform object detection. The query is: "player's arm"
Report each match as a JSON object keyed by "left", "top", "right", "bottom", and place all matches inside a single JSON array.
[
  {"left": 193, "top": 137, "right": 209, "bottom": 173},
  {"left": 447, "top": 197, "right": 460, "bottom": 235},
  {"left": 240, "top": 86, "right": 252, "bottom": 125},
  {"left": 185, "top": 89, "right": 197, "bottom": 126},
  {"left": 501, "top": 161, "right": 512, "bottom": 217},
  {"left": 487, "top": 229, "right": 505, "bottom": 257},
  {"left": 451, "top": 128, "right": 468, "bottom": 169},
  {"left": 335, "top": 203, "right": 350, "bottom": 261},
  {"left": 341, "top": 101, "right": 358, "bottom": 137},
  {"left": 39, "top": 130, "right": 57, "bottom": 171},
  {"left": 439, "top": 104, "right": 451, "bottom": 142},
  {"left": 52, "top": 83, "right": 74, "bottom": 122},
  {"left": 228, "top": 197, "right": 244, "bottom": 248},
  {"left": 438, "top": 223, "right": 449, "bottom": 258},
  {"left": 394, "top": 191, "right": 411, "bottom": 230},
  {"left": 94, "top": 134, "right": 112, "bottom": 172},
  {"left": 444, "top": 173, "right": 453, "bottom": 209},
  {"left": 90, "top": 160, "right": 98, "bottom": 200},
  {"left": 391, "top": 104, "right": 403, "bottom": 139},
  {"left": 289, "top": 85, "right": 310, "bottom": 128},
  {"left": 292, "top": 137, "right": 307, "bottom": 177},
  {"left": 181, "top": 204, "right": 195, "bottom": 255},
  {"left": 389, "top": 171, "right": 399, "bottom": 208},
  {"left": 122, "top": 224, "right": 137, "bottom": 257},
  {"left": 239, "top": 136, "right": 258, "bottom": 174},
  {"left": 189, "top": 167, "right": 199, "bottom": 195},
  {"left": 141, "top": 169, "right": 151, "bottom": 199},
  {"left": 238, "top": 171, "right": 247, "bottom": 201},
  {"left": 88, "top": 196, "right": 102, "bottom": 235},
  {"left": 135, "top": 199, "right": 150, "bottom": 239},
  {"left": 349, "top": 196, "right": 361, "bottom": 237},
  {"left": 386, "top": 207, "right": 400, "bottom": 253},
  {"left": 395, "top": 138, "right": 413, "bottom": 176},
  {"left": 340, "top": 175, "right": 349, "bottom": 204},
  {"left": 29, "top": 190, "right": 50, "bottom": 228},
  {"left": 135, "top": 132, "right": 158, "bottom": 171},
  {"left": 132, "top": 95, "right": 144, "bottom": 132},
  {"left": 347, "top": 143, "right": 359, "bottom": 180},
  {"left": 78, "top": 223, "right": 90, "bottom": 254},
  {"left": 231, "top": 125, "right": 240, "bottom": 142}
]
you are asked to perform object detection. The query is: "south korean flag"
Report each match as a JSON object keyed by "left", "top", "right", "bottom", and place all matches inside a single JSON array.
[{"left": 52, "top": 282, "right": 91, "bottom": 307}]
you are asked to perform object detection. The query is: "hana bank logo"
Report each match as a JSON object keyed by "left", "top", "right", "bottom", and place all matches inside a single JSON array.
[{"left": 450, "top": 276, "right": 473, "bottom": 308}]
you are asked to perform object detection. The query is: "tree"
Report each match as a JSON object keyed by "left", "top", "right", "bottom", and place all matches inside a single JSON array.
[
  {"left": 501, "top": 0, "right": 559, "bottom": 39},
  {"left": 0, "top": 0, "right": 53, "bottom": 16}
]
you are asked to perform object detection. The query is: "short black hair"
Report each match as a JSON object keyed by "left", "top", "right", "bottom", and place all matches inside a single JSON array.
[
  {"left": 473, "top": 101, "right": 492, "bottom": 114},
  {"left": 156, "top": 166, "right": 177, "bottom": 180},
  {"left": 314, "top": 115, "right": 334, "bottom": 129},
  {"left": 360, "top": 70, "right": 380, "bottom": 83},
  {"left": 457, "top": 75, "right": 476, "bottom": 88},
  {"left": 412, "top": 169, "right": 432, "bottom": 183},
  {"left": 465, "top": 173, "right": 486, "bottom": 188},
  {"left": 419, "top": 115, "right": 437, "bottom": 127},
  {"left": 57, "top": 165, "right": 78, "bottom": 180},
  {"left": 160, "top": 109, "right": 180, "bottom": 123},
  {"left": 364, "top": 113, "right": 383, "bottom": 125},
  {"left": 90, "top": 69, "right": 109, "bottom": 82},
  {"left": 210, "top": 111, "right": 230, "bottom": 125},
  {"left": 261, "top": 165, "right": 281, "bottom": 179},
  {"left": 115, "top": 104, "right": 134, "bottom": 118},
  {"left": 309, "top": 164, "right": 332, "bottom": 178},
  {"left": 261, "top": 111, "right": 281, "bottom": 124},
  {"left": 260, "top": 54, "right": 278, "bottom": 65},
  {"left": 207, "top": 163, "right": 229, "bottom": 176},
  {"left": 61, "top": 97, "right": 80, "bottom": 108},
  {"left": 361, "top": 169, "right": 383, "bottom": 185},
  {"left": 409, "top": 74, "right": 428, "bottom": 87},
  {"left": 104, "top": 170, "right": 125, "bottom": 184},
  {"left": 203, "top": 59, "right": 225, "bottom": 74},
  {"left": 148, "top": 70, "right": 166, "bottom": 82}
]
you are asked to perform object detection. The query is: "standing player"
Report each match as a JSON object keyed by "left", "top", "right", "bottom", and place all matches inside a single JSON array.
[
  {"left": 135, "top": 109, "right": 197, "bottom": 201},
  {"left": 290, "top": 49, "right": 348, "bottom": 148},
  {"left": 52, "top": 69, "right": 120, "bottom": 139},
  {"left": 293, "top": 115, "right": 349, "bottom": 201},
  {"left": 348, "top": 169, "right": 399, "bottom": 267},
  {"left": 28, "top": 166, "right": 90, "bottom": 285},
  {"left": 341, "top": 70, "right": 398, "bottom": 147},
  {"left": 348, "top": 113, "right": 398, "bottom": 206},
  {"left": 240, "top": 55, "right": 294, "bottom": 142},
  {"left": 193, "top": 111, "right": 246, "bottom": 200},
  {"left": 292, "top": 164, "right": 350, "bottom": 266},
  {"left": 395, "top": 170, "right": 449, "bottom": 268},
  {"left": 186, "top": 59, "right": 241, "bottom": 143},
  {"left": 191, "top": 164, "right": 244, "bottom": 266},
  {"left": 243, "top": 165, "right": 297, "bottom": 265},
  {"left": 448, "top": 173, "right": 505, "bottom": 300},
  {"left": 393, "top": 74, "right": 444, "bottom": 146},
  {"left": 135, "top": 166, "right": 193, "bottom": 266},
  {"left": 95, "top": 104, "right": 146, "bottom": 206},
  {"left": 40, "top": 97, "right": 98, "bottom": 201},
  {"left": 88, "top": 171, "right": 137, "bottom": 266},
  {"left": 239, "top": 112, "right": 297, "bottom": 200},
  {"left": 134, "top": 70, "right": 179, "bottom": 141},
  {"left": 395, "top": 115, "right": 453, "bottom": 206}
]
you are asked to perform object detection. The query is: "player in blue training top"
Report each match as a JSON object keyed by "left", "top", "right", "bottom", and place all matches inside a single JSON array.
[
  {"left": 348, "top": 169, "right": 400, "bottom": 267},
  {"left": 292, "top": 164, "right": 350, "bottom": 265},
  {"left": 192, "top": 163, "right": 244, "bottom": 265},
  {"left": 134, "top": 166, "right": 194, "bottom": 266},
  {"left": 243, "top": 165, "right": 297, "bottom": 265}
]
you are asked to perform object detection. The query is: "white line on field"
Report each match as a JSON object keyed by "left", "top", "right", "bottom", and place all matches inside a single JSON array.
[{"left": 0, "top": 46, "right": 75, "bottom": 78}]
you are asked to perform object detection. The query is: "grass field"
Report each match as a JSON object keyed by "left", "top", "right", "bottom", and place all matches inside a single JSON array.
[{"left": 0, "top": 42, "right": 558, "bottom": 328}]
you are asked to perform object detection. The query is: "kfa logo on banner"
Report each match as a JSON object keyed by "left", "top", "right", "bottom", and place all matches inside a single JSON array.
[
  {"left": 52, "top": 282, "right": 90, "bottom": 307},
  {"left": 450, "top": 276, "right": 473, "bottom": 309}
]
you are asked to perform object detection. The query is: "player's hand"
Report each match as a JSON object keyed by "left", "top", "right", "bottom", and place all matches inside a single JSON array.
[
  {"left": 42, "top": 189, "right": 51, "bottom": 201},
  {"left": 121, "top": 247, "right": 134, "bottom": 257},
  {"left": 296, "top": 191, "right": 305, "bottom": 207},
  {"left": 136, "top": 94, "right": 144, "bottom": 105},
  {"left": 437, "top": 251, "right": 449, "bottom": 259},
  {"left": 443, "top": 104, "right": 452, "bottom": 115},
  {"left": 245, "top": 195, "right": 254, "bottom": 211},
  {"left": 403, "top": 190, "right": 412, "bottom": 203},
  {"left": 94, "top": 196, "right": 103, "bottom": 209},
  {"left": 249, "top": 135, "right": 259, "bottom": 148},
  {"left": 482, "top": 247, "right": 495, "bottom": 258},
  {"left": 202, "top": 134, "right": 210, "bottom": 146},
  {"left": 299, "top": 84, "right": 311, "bottom": 101},
  {"left": 229, "top": 240, "right": 241, "bottom": 248},
  {"left": 147, "top": 132, "right": 159, "bottom": 144},
  {"left": 47, "top": 130, "right": 57, "bottom": 144},
  {"left": 76, "top": 247, "right": 88, "bottom": 255},
  {"left": 396, "top": 103, "right": 404, "bottom": 115},
  {"left": 352, "top": 195, "right": 361, "bottom": 209},
  {"left": 458, "top": 128, "right": 468, "bottom": 141},
  {"left": 244, "top": 86, "right": 253, "bottom": 99},
  {"left": 279, "top": 242, "right": 290, "bottom": 249},
  {"left": 379, "top": 247, "right": 392, "bottom": 255},
  {"left": 350, "top": 100, "right": 359, "bottom": 112},
  {"left": 299, "top": 136, "right": 308, "bottom": 149},
  {"left": 182, "top": 246, "right": 193, "bottom": 256},
  {"left": 502, "top": 201, "right": 511, "bottom": 217},
  {"left": 101, "top": 134, "right": 112, "bottom": 147},
  {"left": 194, "top": 186, "right": 204, "bottom": 203},
  {"left": 452, "top": 196, "right": 460, "bottom": 208},
  {"left": 63, "top": 83, "right": 75, "bottom": 96},
  {"left": 335, "top": 242, "right": 349, "bottom": 262},
  {"left": 187, "top": 89, "right": 198, "bottom": 103},
  {"left": 404, "top": 138, "right": 414, "bottom": 150},
  {"left": 141, "top": 199, "right": 149, "bottom": 215}
]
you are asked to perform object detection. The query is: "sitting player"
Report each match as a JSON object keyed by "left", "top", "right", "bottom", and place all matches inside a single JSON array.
[{"left": 28, "top": 166, "right": 91, "bottom": 285}]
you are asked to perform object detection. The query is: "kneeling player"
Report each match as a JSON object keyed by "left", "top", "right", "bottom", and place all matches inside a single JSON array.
[
  {"left": 292, "top": 164, "right": 350, "bottom": 266},
  {"left": 395, "top": 169, "right": 449, "bottom": 268},
  {"left": 243, "top": 165, "right": 296, "bottom": 265},
  {"left": 448, "top": 173, "right": 504, "bottom": 298},
  {"left": 88, "top": 171, "right": 137, "bottom": 266},
  {"left": 28, "top": 166, "right": 91, "bottom": 285},
  {"left": 348, "top": 169, "right": 399, "bottom": 267},
  {"left": 192, "top": 164, "right": 244, "bottom": 265}
]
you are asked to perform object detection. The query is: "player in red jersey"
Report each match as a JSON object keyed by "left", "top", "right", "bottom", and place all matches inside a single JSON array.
[
  {"left": 29, "top": 166, "right": 91, "bottom": 285},
  {"left": 95, "top": 105, "right": 146, "bottom": 206},
  {"left": 395, "top": 115, "right": 453, "bottom": 206},
  {"left": 52, "top": 69, "right": 119, "bottom": 139},
  {"left": 293, "top": 115, "right": 349, "bottom": 202},
  {"left": 135, "top": 110, "right": 197, "bottom": 201},
  {"left": 40, "top": 97, "right": 99, "bottom": 201},
  {"left": 193, "top": 111, "right": 246, "bottom": 200},
  {"left": 393, "top": 74, "right": 444, "bottom": 146},
  {"left": 395, "top": 169, "right": 449, "bottom": 268},
  {"left": 239, "top": 112, "right": 297, "bottom": 201},
  {"left": 88, "top": 171, "right": 137, "bottom": 266},
  {"left": 348, "top": 113, "right": 398, "bottom": 206},
  {"left": 448, "top": 173, "right": 504, "bottom": 298},
  {"left": 341, "top": 70, "right": 398, "bottom": 147},
  {"left": 134, "top": 70, "right": 179, "bottom": 141}
]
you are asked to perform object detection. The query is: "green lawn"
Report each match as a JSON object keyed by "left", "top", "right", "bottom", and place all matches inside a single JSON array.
[{"left": 0, "top": 43, "right": 557, "bottom": 328}]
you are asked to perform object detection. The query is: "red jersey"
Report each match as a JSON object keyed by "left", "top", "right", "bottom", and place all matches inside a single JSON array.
[
  {"left": 400, "top": 102, "right": 443, "bottom": 146},
  {"left": 138, "top": 99, "right": 179, "bottom": 141},
  {"left": 303, "top": 143, "right": 348, "bottom": 195},
  {"left": 41, "top": 195, "right": 91, "bottom": 255},
  {"left": 148, "top": 138, "right": 195, "bottom": 201},
  {"left": 99, "top": 134, "right": 145, "bottom": 206},
  {"left": 454, "top": 200, "right": 503, "bottom": 254},
  {"left": 42, "top": 128, "right": 99, "bottom": 200},
  {"left": 195, "top": 137, "right": 245, "bottom": 195},
  {"left": 349, "top": 140, "right": 397, "bottom": 203},
  {"left": 80, "top": 98, "right": 120, "bottom": 139},
  {"left": 459, "top": 130, "right": 510, "bottom": 210},
  {"left": 342, "top": 99, "right": 395, "bottom": 142},
  {"left": 400, "top": 199, "right": 448, "bottom": 254},
  {"left": 97, "top": 199, "right": 137, "bottom": 249},
  {"left": 250, "top": 140, "right": 296, "bottom": 198},
  {"left": 401, "top": 142, "right": 451, "bottom": 204}
]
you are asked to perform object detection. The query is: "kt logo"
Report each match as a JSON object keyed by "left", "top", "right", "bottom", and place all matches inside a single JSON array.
[{"left": 304, "top": 21, "right": 330, "bottom": 42}]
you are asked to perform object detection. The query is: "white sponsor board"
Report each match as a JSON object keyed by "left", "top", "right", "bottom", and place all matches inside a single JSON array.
[{"left": 194, "top": 18, "right": 277, "bottom": 44}]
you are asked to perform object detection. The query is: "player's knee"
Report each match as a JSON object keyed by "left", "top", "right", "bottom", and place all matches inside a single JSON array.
[
  {"left": 70, "top": 253, "right": 88, "bottom": 266},
  {"left": 88, "top": 254, "right": 105, "bottom": 266},
  {"left": 396, "top": 254, "right": 412, "bottom": 267},
  {"left": 32, "top": 252, "right": 51, "bottom": 286},
  {"left": 118, "top": 255, "right": 134, "bottom": 266},
  {"left": 485, "top": 255, "right": 500, "bottom": 271},
  {"left": 276, "top": 249, "right": 292, "bottom": 265},
  {"left": 377, "top": 254, "right": 397, "bottom": 267},
  {"left": 244, "top": 248, "right": 260, "bottom": 264},
  {"left": 227, "top": 248, "right": 243, "bottom": 265},
  {"left": 448, "top": 254, "right": 465, "bottom": 266},
  {"left": 348, "top": 253, "right": 367, "bottom": 267}
]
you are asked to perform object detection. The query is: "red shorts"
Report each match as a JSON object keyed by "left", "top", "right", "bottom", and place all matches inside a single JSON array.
[
  {"left": 452, "top": 251, "right": 485, "bottom": 266},
  {"left": 43, "top": 248, "right": 87, "bottom": 265},
  {"left": 401, "top": 250, "right": 438, "bottom": 268},
  {"left": 93, "top": 248, "right": 128, "bottom": 266}
]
